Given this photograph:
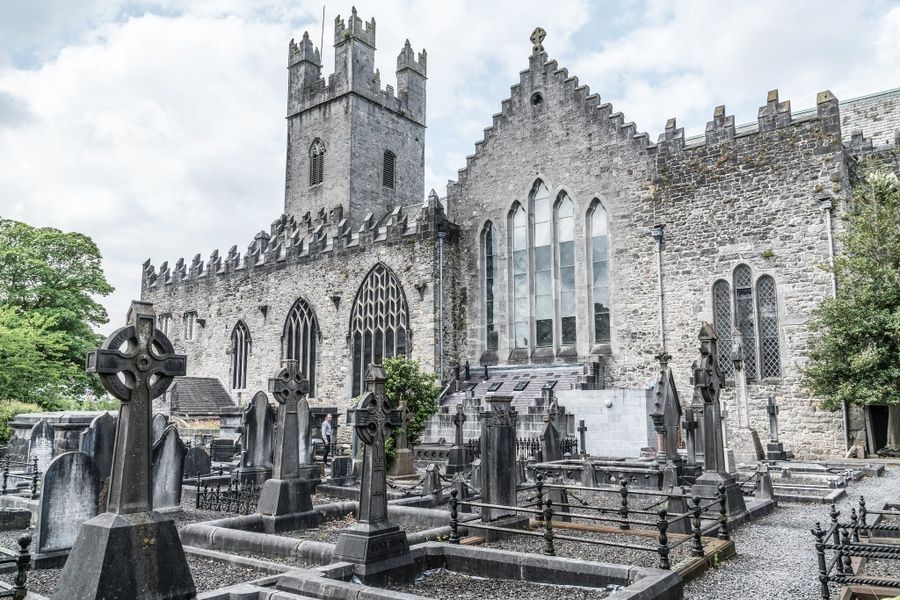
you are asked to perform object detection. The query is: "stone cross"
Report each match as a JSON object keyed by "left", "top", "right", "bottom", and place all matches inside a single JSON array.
[
  {"left": 268, "top": 360, "right": 309, "bottom": 479},
  {"left": 767, "top": 396, "right": 780, "bottom": 443},
  {"left": 452, "top": 403, "right": 466, "bottom": 448},
  {"left": 691, "top": 322, "right": 725, "bottom": 475},
  {"left": 578, "top": 420, "right": 588, "bottom": 456},
  {"left": 85, "top": 300, "right": 186, "bottom": 514},
  {"left": 530, "top": 27, "right": 546, "bottom": 53},
  {"left": 683, "top": 407, "right": 698, "bottom": 467},
  {"left": 346, "top": 365, "right": 402, "bottom": 525}
]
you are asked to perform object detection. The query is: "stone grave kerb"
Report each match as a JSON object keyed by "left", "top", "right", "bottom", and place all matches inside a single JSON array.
[{"left": 53, "top": 300, "right": 195, "bottom": 600}]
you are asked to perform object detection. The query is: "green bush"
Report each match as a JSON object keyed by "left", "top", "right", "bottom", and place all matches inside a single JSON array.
[{"left": 0, "top": 400, "right": 43, "bottom": 444}]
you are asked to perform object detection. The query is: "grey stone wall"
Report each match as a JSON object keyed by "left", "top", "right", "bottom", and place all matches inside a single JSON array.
[{"left": 839, "top": 88, "right": 900, "bottom": 148}]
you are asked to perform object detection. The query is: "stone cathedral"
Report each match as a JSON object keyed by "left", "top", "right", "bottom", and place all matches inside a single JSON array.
[{"left": 141, "top": 9, "right": 900, "bottom": 459}]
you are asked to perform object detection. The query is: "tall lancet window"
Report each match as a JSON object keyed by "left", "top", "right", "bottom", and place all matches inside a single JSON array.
[
  {"left": 532, "top": 181, "right": 553, "bottom": 347},
  {"left": 230, "top": 321, "right": 251, "bottom": 390},
  {"left": 712, "top": 279, "right": 734, "bottom": 378},
  {"left": 510, "top": 203, "right": 528, "bottom": 348},
  {"left": 734, "top": 264, "right": 758, "bottom": 378},
  {"left": 757, "top": 275, "right": 781, "bottom": 378},
  {"left": 589, "top": 201, "right": 611, "bottom": 344},
  {"left": 349, "top": 264, "right": 410, "bottom": 397},
  {"left": 282, "top": 297, "right": 319, "bottom": 396},
  {"left": 309, "top": 139, "right": 325, "bottom": 186},
  {"left": 556, "top": 193, "right": 576, "bottom": 345},
  {"left": 482, "top": 222, "right": 498, "bottom": 351}
]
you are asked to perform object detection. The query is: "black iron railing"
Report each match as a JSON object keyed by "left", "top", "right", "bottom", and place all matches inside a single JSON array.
[
  {"left": 0, "top": 535, "right": 31, "bottom": 599},
  {"left": 0, "top": 458, "right": 39, "bottom": 499},
  {"left": 195, "top": 474, "right": 261, "bottom": 515}
]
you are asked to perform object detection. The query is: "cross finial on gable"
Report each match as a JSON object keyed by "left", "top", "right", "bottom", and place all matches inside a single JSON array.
[{"left": 530, "top": 27, "right": 546, "bottom": 54}]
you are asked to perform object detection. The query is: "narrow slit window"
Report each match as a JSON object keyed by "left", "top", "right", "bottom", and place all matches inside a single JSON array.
[
  {"left": 482, "top": 222, "right": 498, "bottom": 351},
  {"left": 589, "top": 201, "right": 610, "bottom": 344},
  {"left": 734, "top": 265, "right": 758, "bottom": 378},
  {"left": 532, "top": 182, "right": 553, "bottom": 347},
  {"left": 511, "top": 203, "right": 528, "bottom": 348},
  {"left": 712, "top": 279, "right": 734, "bottom": 378},
  {"left": 556, "top": 194, "right": 576, "bottom": 345},
  {"left": 309, "top": 139, "right": 325, "bottom": 186},
  {"left": 757, "top": 275, "right": 781, "bottom": 378},
  {"left": 383, "top": 150, "right": 396, "bottom": 189}
]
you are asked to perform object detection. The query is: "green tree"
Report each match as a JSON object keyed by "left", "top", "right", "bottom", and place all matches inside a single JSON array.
[
  {"left": 382, "top": 356, "right": 441, "bottom": 463},
  {"left": 0, "top": 218, "right": 114, "bottom": 407},
  {"left": 804, "top": 169, "right": 900, "bottom": 451}
]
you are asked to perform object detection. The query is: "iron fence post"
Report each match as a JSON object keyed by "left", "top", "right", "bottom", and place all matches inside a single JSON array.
[
  {"left": 716, "top": 484, "right": 729, "bottom": 541},
  {"left": 656, "top": 508, "right": 670, "bottom": 570},
  {"left": 12, "top": 533, "right": 30, "bottom": 600},
  {"left": 812, "top": 522, "right": 830, "bottom": 600},
  {"left": 691, "top": 495, "right": 704, "bottom": 557},
  {"left": 619, "top": 478, "right": 630, "bottom": 530},
  {"left": 543, "top": 498, "right": 555, "bottom": 556},
  {"left": 449, "top": 489, "right": 460, "bottom": 544}
]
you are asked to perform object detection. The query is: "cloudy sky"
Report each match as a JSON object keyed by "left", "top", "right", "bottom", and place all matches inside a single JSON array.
[{"left": 1, "top": 0, "right": 898, "bottom": 333}]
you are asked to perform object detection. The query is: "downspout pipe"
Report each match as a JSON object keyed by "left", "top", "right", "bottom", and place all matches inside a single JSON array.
[
  {"left": 438, "top": 231, "right": 447, "bottom": 384},
  {"left": 650, "top": 225, "right": 666, "bottom": 351},
  {"left": 820, "top": 197, "right": 850, "bottom": 452}
]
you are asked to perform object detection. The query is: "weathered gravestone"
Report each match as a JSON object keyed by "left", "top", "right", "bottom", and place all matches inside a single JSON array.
[
  {"left": 690, "top": 323, "right": 747, "bottom": 517},
  {"left": 80, "top": 412, "right": 117, "bottom": 484},
  {"left": 334, "top": 365, "right": 413, "bottom": 583},
  {"left": 257, "top": 360, "right": 315, "bottom": 523},
  {"left": 388, "top": 397, "right": 415, "bottom": 476},
  {"left": 765, "top": 396, "right": 788, "bottom": 461},
  {"left": 681, "top": 407, "right": 702, "bottom": 484},
  {"left": 235, "top": 391, "right": 276, "bottom": 484},
  {"left": 329, "top": 455, "right": 354, "bottom": 486},
  {"left": 151, "top": 425, "right": 188, "bottom": 511},
  {"left": 34, "top": 452, "right": 100, "bottom": 566},
  {"left": 183, "top": 446, "right": 211, "bottom": 479},
  {"left": 445, "top": 404, "right": 467, "bottom": 475},
  {"left": 422, "top": 463, "right": 442, "bottom": 503},
  {"left": 28, "top": 419, "right": 55, "bottom": 473},
  {"left": 541, "top": 415, "right": 562, "bottom": 462},
  {"left": 53, "top": 300, "right": 195, "bottom": 600},
  {"left": 650, "top": 350, "right": 683, "bottom": 466},
  {"left": 152, "top": 413, "right": 169, "bottom": 444},
  {"left": 480, "top": 395, "right": 528, "bottom": 536}
]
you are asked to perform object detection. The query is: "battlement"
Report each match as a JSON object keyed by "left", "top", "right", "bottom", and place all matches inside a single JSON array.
[
  {"left": 142, "top": 193, "right": 452, "bottom": 291},
  {"left": 286, "top": 10, "right": 426, "bottom": 126},
  {"left": 334, "top": 7, "right": 376, "bottom": 48}
]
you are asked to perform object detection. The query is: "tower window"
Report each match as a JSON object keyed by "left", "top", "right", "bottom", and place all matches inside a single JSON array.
[
  {"left": 157, "top": 313, "right": 172, "bottom": 337},
  {"left": 309, "top": 139, "right": 325, "bottom": 186},
  {"left": 183, "top": 311, "right": 197, "bottom": 341},
  {"left": 383, "top": 150, "right": 396, "bottom": 189}
]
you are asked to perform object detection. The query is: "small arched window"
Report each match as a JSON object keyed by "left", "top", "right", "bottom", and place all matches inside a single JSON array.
[
  {"left": 282, "top": 297, "right": 319, "bottom": 396},
  {"left": 712, "top": 279, "right": 734, "bottom": 378},
  {"left": 757, "top": 275, "right": 781, "bottom": 378},
  {"left": 531, "top": 181, "right": 553, "bottom": 347},
  {"left": 555, "top": 193, "right": 576, "bottom": 345},
  {"left": 589, "top": 201, "right": 610, "bottom": 344},
  {"left": 383, "top": 150, "right": 396, "bottom": 189},
  {"left": 510, "top": 203, "right": 528, "bottom": 348},
  {"left": 482, "top": 222, "right": 498, "bottom": 351},
  {"left": 309, "top": 139, "right": 325, "bottom": 186},
  {"left": 230, "top": 321, "right": 251, "bottom": 390},
  {"left": 733, "top": 265, "right": 758, "bottom": 377}
]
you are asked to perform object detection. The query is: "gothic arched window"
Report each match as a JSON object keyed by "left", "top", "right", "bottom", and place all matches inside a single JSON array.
[
  {"left": 482, "top": 222, "right": 498, "bottom": 351},
  {"left": 589, "top": 200, "right": 610, "bottom": 344},
  {"left": 282, "top": 297, "right": 319, "bottom": 396},
  {"left": 349, "top": 264, "right": 410, "bottom": 396},
  {"left": 309, "top": 139, "right": 325, "bottom": 186},
  {"left": 383, "top": 150, "right": 396, "bottom": 189},
  {"left": 555, "top": 193, "right": 576, "bottom": 345},
  {"left": 230, "top": 320, "right": 251, "bottom": 390},
  {"left": 510, "top": 202, "right": 528, "bottom": 348},
  {"left": 712, "top": 279, "right": 734, "bottom": 378},
  {"left": 757, "top": 275, "right": 781, "bottom": 378},
  {"left": 531, "top": 181, "right": 553, "bottom": 347},
  {"left": 733, "top": 265, "right": 758, "bottom": 378}
]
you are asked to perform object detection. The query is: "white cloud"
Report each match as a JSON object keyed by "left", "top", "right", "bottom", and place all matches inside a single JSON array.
[{"left": 0, "top": 1, "right": 896, "bottom": 333}]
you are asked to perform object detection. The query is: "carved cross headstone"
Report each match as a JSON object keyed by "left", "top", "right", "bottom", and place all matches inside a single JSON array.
[
  {"left": 578, "top": 420, "right": 588, "bottom": 456},
  {"left": 767, "top": 396, "right": 780, "bottom": 443},
  {"left": 268, "top": 360, "right": 308, "bottom": 479},
  {"left": 452, "top": 403, "right": 467, "bottom": 449},
  {"left": 85, "top": 301, "right": 186, "bottom": 514},
  {"left": 691, "top": 322, "right": 725, "bottom": 475},
  {"left": 446, "top": 403, "right": 468, "bottom": 475}
]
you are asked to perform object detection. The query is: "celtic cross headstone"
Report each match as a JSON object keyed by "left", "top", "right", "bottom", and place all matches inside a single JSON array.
[
  {"left": 765, "top": 396, "right": 787, "bottom": 460},
  {"left": 334, "top": 365, "right": 412, "bottom": 580},
  {"left": 257, "top": 360, "right": 315, "bottom": 521},
  {"left": 53, "top": 300, "right": 195, "bottom": 600},
  {"left": 446, "top": 403, "right": 468, "bottom": 475}
]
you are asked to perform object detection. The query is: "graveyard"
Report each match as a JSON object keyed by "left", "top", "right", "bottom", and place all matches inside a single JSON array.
[{"left": 0, "top": 303, "right": 894, "bottom": 600}]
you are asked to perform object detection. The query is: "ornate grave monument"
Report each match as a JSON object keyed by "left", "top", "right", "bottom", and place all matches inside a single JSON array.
[
  {"left": 690, "top": 323, "right": 747, "bottom": 517},
  {"left": 256, "top": 360, "right": 315, "bottom": 523},
  {"left": 480, "top": 395, "right": 528, "bottom": 537},
  {"left": 54, "top": 300, "right": 195, "bottom": 600},
  {"left": 234, "top": 391, "right": 276, "bottom": 484},
  {"left": 445, "top": 403, "right": 468, "bottom": 475},
  {"left": 765, "top": 396, "right": 788, "bottom": 461},
  {"left": 649, "top": 350, "right": 683, "bottom": 468},
  {"left": 334, "top": 365, "right": 413, "bottom": 582},
  {"left": 388, "top": 396, "right": 416, "bottom": 476},
  {"left": 681, "top": 407, "right": 702, "bottom": 483}
]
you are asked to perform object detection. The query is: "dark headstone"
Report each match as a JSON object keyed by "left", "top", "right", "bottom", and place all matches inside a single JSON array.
[
  {"left": 152, "top": 425, "right": 188, "bottom": 511},
  {"left": 541, "top": 416, "right": 562, "bottom": 462},
  {"left": 446, "top": 403, "right": 467, "bottom": 475},
  {"left": 766, "top": 396, "right": 787, "bottom": 461},
  {"left": 329, "top": 455, "right": 354, "bottom": 486},
  {"left": 422, "top": 463, "right": 442, "bottom": 503},
  {"left": 53, "top": 300, "right": 195, "bottom": 600},
  {"left": 388, "top": 398, "right": 415, "bottom": 476},
  {"left": 650, "top": 350, "right": 683, "bottom": 465},
  {"left": 80, "top": 412, "right": 117, "bottom": 483},
  {"left": 235, "top": 391, "right": 276, "bottom": 483},
  {"left": 152, "top": 413, "right": 169, "bottom": 445},
  {"left": 210, "top": 438, "right": 236, "bottom": 462},
  {"left": 0, "top": 509, "right": 30, "bottom": 531},
  {"left": 183, "top": 446, "right": 211, "bottom": 479},
  {"left": 28, "top": 418, "right": 55, "bottom": 472},
  {"left": 35, "top": 451, "right": 100, "bottom": 566},
  {"left": 480, "top": 395, "right": 521, "bottom": 522},
  {"left": 334, "top": 364, "right": 412, "bottom": 582}
]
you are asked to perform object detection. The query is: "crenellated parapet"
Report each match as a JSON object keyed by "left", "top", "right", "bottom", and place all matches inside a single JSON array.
[{"left": 141, "top": 195, "right": 455, "bottom": 292}]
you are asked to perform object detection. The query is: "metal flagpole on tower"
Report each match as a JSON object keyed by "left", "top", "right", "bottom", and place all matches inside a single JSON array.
[{"left": 320, "top": 4, "right": 326, "bottom": 63}]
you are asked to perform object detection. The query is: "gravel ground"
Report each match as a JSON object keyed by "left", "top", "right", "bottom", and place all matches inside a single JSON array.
[
  {"left": 384, "top": 567, "right": 611, "bottom": 599},
  {"left": 684, "top": 465, "right": 900, "bottom": 600},
  {"left": 280, "top": 514, "right": 437, "bottom": 544}
]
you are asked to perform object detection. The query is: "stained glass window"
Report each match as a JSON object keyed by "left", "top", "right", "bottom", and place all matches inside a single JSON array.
[{"left": 283, "top": 297, "right": 319, "bottom": 396}]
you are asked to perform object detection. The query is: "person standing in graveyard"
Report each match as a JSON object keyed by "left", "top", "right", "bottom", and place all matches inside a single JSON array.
[{"left": 322, "top": 413, "right": 333, "bottom": 465}]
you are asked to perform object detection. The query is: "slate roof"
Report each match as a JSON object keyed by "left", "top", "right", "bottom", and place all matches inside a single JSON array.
[
  {"left": 440, "top": 365, "right": 582, "bottom": 410},
  {"left": 170, "top": 377, "right": 236, "bottom": 416}
]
